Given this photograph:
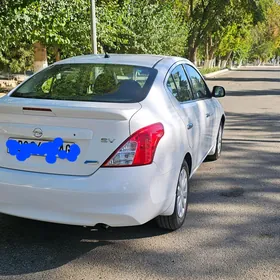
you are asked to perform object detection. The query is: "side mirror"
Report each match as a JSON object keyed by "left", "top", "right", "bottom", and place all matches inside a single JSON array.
[{"left": 212, "top": 86, "right": 226, "bottom": 98}]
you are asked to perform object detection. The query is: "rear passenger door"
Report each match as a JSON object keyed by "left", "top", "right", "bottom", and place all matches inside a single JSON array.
[
  {"left": 166, "top": 64, "right": 202, "bottom": 170},
  {"left": 184, "top": 64, "right": 215, "bottom": 158}
]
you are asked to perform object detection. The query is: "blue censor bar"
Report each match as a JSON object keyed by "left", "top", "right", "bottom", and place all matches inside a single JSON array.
[{"left": 6, "top": 137, "right": 81, "bottom": 164}]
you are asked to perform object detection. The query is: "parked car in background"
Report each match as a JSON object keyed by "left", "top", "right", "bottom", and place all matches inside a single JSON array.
[{"left": 0, "top": 54, "right": 226, "bottom": 231}]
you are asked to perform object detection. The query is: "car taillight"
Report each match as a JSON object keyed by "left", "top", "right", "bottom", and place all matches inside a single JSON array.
[{"left": 102, "top": 123, "right": 164, "bottom": 167}]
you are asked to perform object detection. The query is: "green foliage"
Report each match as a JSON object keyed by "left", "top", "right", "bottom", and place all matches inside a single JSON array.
[
  {"left": 0, "top": 0, "right": 92, "bottom": 70},
  {"left": 95, "top": 0, "right": 188, "bottom": 56},
  {"left": 117, "top": 0, "right": 188, "bottom": 56},
  {"left": 0, "top": 44, "right": 33, "bottom": 73},
  {"left": 200, "top": 67, "right": 221, "bottom": 75},
  {"left": 249, "top": 2, "right": 280, "bottom": 62},
  {"left": 186, "top": 0, "right": 274, "bottom": 64},
  {"left": 0, "top": 0, "right": 188, "bottom": 73},
  {"left": 217, "top": 15, "right": 253, "bottom": 59},
  {"left": 0, "top": 0, "right": 279, "bottom": 73},
  {"left": 9, "top": 48, "right": 34, "bottom": 73}
]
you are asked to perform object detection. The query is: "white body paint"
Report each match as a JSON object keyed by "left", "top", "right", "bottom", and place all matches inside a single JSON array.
[{"left": 0, "top": 54, "right": 225, "bottom": 226}]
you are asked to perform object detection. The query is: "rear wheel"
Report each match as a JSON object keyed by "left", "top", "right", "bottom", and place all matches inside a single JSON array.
[
  {"left": 207, "top": 122, "right": 223, "bottom": 161},
  {"left": 156, "top": 160, "right": 189, "bottom": 231}
]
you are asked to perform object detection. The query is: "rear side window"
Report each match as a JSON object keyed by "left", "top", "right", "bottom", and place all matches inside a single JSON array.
[
  {"left": 11, "top": 64, "right": 157, "bottom": 103},
  {"left": 166, "top": 76, "right": 178, "bottom": 96},
  {"left": 184, "top": 65, "right": 210, "bottom": 99},
  {"left": 166, "top": 65, "right": 193, "bottom": 103}
]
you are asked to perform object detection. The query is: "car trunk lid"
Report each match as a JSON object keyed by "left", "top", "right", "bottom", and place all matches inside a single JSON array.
[{"left": 0, "top": 97, "right": 141, "bottom": 176}]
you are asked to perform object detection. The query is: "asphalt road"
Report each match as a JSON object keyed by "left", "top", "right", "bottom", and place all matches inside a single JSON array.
[{"left": 0, "top": 67, "right": 279, "bottom": 280}]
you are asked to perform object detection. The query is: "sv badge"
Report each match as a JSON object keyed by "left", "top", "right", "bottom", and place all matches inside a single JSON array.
[{"left": 101, "top": 138, "right": 116, "bottom": 143}]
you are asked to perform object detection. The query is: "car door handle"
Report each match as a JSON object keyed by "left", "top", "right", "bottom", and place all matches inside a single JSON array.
[
  {"left": 187, "top": 123, "right": 193, "bottom": 130},
  {"left": 206, "top": 113, "right": 211, "bottom": 118}
]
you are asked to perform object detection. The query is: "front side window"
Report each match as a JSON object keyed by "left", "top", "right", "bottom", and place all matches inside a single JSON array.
[
  {"left": 166, "top": 65, "right": 192, "bottom": 103},
  {"left": 11, "top": 64, "right": 157, "bottom": 103},
  {"left": 184, "top": 65, "right": 210, "bottom": 100}
]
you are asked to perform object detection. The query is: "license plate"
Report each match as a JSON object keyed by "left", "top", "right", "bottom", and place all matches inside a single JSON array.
[{"left": 7, "top": 138, "right": 73, "bottom": 156}]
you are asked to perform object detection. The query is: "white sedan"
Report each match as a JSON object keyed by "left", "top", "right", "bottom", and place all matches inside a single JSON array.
[{"left": 0, "top": 54, "right": 225, "bottom": 230}]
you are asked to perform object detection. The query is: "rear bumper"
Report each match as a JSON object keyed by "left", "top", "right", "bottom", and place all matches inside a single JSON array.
[{"left": 0, "top": 164, "right": 172, "bottom": 227}]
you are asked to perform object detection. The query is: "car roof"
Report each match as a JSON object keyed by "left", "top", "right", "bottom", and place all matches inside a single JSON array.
[{"left": 54, "top": 54, "right": 192, "bottom": 68}]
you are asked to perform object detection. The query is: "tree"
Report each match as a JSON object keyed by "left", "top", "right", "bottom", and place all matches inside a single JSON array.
[
  {"left": 185, "top": 0, "right": 271, "bottom": 64},
  {"left": 0, "top": 0, "right": 188, "bottom": 72},
  {"left": 1, "top": 0, "right": 279, "bottom": 72},
  {"left": 249, "top": 1, "right": 280, "bottom": 64},
  {"left": 115, "top": 0, "right": 188, "bottom": 56},
  {"left": 0, "top": 0, "right": 92, "bottom": 72}
]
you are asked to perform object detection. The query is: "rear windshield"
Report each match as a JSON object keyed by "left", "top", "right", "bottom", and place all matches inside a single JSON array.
[{"left": 11, "top": 63, "right": 157, "bottom": 103}]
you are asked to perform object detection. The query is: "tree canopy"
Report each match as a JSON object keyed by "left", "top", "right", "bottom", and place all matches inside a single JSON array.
[{"left": 0, "top": 0, "right": 279, "bottom": 73}]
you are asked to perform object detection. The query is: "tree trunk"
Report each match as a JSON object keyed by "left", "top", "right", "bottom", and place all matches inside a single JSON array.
[
  {"left": 238, "top": 59, "right": 243, "bottom": 68},
  {"left": 217, "top": 57, "right": 221, "bottom": 68},
  {"left": 210, "top": 58, "right": 216, "bottom": 68},
  {"left": 209, "top": 48, "right": 216, "bottom": 68},
  {"left": 204, "top": 60, "right": 211, "bottom": 68},
  {"left": 34, "top": 42, "right": 48, "bottom": 72},
  {"left": 221, "top": 60, "right": 227, "bottom": 68},
  {"left": 205, "top": 35, "right": 217, "bottom": 69},
  {"left": 189, "top": 46, "right": 198, "bottom": 65},
  {"left": 54, "top": 47, "right": 61, "bottom": 62},
  {"left": 204, "top": 38, "right": 210, "bottom": 68},
  {"left": 221, "top": 51, "right": 232, "bottom": 68},
  {"left": 189, "top": 0, "right": 194, "bottom": 16}
]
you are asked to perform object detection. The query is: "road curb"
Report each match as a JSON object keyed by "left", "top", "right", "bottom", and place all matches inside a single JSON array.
[{"left": 203, "top": 69, "right": 230, "bottom": 79}]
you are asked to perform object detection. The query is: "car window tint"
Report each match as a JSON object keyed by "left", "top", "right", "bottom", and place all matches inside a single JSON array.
[
  {"left": 166, "top": 75, "right": 178, "bottom": 96},
  {"left": 11, "top": 64, "right": 157, "bottom": 103},
  {"left": 184, "top": 65, "right": 209, "bottom": 100},
  {"left": 168, "top": 65, "right": 192, "bottom": 102}
]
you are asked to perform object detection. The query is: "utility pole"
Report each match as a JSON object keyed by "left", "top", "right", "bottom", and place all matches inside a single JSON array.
[{"left": 90, "top": 0, "right": 97, "bottom": 54}]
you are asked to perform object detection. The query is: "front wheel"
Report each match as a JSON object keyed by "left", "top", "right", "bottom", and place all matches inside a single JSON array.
[{"left": 156, "top": 160, "right": 189, "bottom": 231}]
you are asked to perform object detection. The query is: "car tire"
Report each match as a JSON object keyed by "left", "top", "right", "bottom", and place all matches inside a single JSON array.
[
  {"left": 207, "top": 122, "right": 224, "bottom": 161},
  {"left": 156, "top": 160, "right": 190, "bottom": 231}
]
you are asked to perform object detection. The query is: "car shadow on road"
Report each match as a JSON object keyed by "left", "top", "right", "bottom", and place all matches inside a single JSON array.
[{"left": 0, "top": 214, "right": 168, "bottom": 276}]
